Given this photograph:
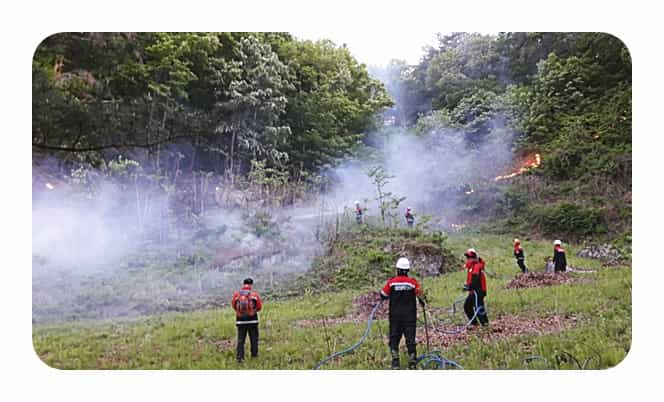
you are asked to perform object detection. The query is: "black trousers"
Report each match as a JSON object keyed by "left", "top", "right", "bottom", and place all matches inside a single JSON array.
[
  {"left": 517, "top": 259, "right": 528, "bottom": 273},
  {"left": 388, "top": 319, "right": 417, "bottom": 354},
  {"left": 464, "top": 291, "right": 488, "bottom": 325},
  {"left": 236, "top": 323, "right": 259, "bottom": 360}
]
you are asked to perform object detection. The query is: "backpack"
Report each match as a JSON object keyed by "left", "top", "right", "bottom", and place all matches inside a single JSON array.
[{"left": 236, "top": 290, "right": 256, "bottom": 318}]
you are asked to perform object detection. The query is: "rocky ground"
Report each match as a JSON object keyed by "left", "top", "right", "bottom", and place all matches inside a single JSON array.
[{"left": 576, "top": 244, "right": 622, "bottom": 266}]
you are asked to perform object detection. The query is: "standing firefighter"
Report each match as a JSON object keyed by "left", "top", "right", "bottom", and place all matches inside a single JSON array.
[
  {"left": 405, "top": 207, "right": 415, "bottom": 227},
  {"left": 553, "top": 240, "right": 567, "bottom": 272},
  {"left": 380, "top": 257, "right": 426, "bottom": 369},
  {"left": 231, "top": 278, "right": 263, "bottom": 363},
  {"left": 462, "top": 249, "right": 489, "bottom": 326},
  {"left": 513, "top": 238, "right": 528, "bottom": 273},
  {"left": 354, "top": 200, "right": 363, "bottom": 224}
]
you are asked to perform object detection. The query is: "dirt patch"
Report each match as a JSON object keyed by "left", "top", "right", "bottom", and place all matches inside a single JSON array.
[
  {"left": 421, "top": 314, "right": 582, "bottom": 347},
  {"left": 506, "top": 272, "right": 592, "bottom": 289},
  {"left": 208, "top": 338, "right": 234, "bottom": 351},
  {"left": 352, "top": 291, "right": 389, "bottom": 320},
  {"left": 296, "top": 291, "right": 388, "bottom": 327}
]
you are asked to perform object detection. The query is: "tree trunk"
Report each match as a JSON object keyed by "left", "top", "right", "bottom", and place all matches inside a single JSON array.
[{"left": 229, "top": 131, "right": 237, "bottom": 186}]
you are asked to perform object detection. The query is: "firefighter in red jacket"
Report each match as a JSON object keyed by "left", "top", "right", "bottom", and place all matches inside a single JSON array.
[
  {"left": 380, "top": 257, "right": 426, "bottom": 369},
  {"left": 231, "top": 278, "right": 263, "bottom": 362},
  {"left": 513, "top": 238, "right": 528, "bottom": 273},
  {"left": 405, "top": 207, "right": 415, "bottom": 227},
  {"left": 462, "top": 248, "right": 489, "bottom": 326},
  {"left": 354, "top": 200, "right": 363, "bottom": 224},
  {"left": 553, "top": 240, "right": 567, "bottom": 272}
]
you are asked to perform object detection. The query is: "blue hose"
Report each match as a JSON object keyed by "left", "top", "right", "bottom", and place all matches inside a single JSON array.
[
  {"left": 313, "top": 293, "right": 482, "bottom": 369},
  {"left": 416, "top": 350, "right": 464, "bottom": 369},
  {"left": 430, "top": 291, "right": 485, "bottom": 335},
  {"left": 313, "top": 300, "right": 384, "bottom": 369}
]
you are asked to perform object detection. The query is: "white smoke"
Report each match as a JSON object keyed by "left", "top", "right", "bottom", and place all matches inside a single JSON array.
[
  {"left": 323, "top": 122, "right": 515, "bottom": 225},
  {"left": 32, "top": 119, "right": 516, "bottom": 323}
]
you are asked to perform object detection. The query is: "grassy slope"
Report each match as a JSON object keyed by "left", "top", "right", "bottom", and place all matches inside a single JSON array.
[{"left": 33, "top": 234, "right": 631, "bottom": 369}]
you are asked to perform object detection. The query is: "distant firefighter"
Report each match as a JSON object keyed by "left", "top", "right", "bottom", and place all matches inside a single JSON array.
[
  {"left": 405, "top": 207, "right": 415, "bottom": 227},
  {"left": 552, "top": 240, "right": 567, "bottom": 272},
  {"left": 513, "top": 238, "right": 528, "bottom": 273},
  {"left": 354, "top": 200, "right": 363, "bottom": 224}
]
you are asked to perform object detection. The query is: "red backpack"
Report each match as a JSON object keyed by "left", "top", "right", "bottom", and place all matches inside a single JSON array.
[{"left": 236, "top": 290, "right": 256, "bottom": 318}]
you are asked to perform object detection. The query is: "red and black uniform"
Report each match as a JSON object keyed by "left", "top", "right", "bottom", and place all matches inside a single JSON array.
[
  {"left": 231, "top": 285, "right": 263, "bottom": 361},
  {"left": 355, "top": 205, "right": 363, "bottom": 224},
  {"left": 514, "top": 244, "right": 528, "bottom": 273},
  {"left": 464, "top": 258, "right": 489, "bottom": 326},
  {"left": 380, "top": 275, "right": 422, "bottom": 368},
  {"left": 405, "top": 210, "right": 415, "bottom": 227},
  {"left": 553, "top": 245, "right": 567, "bottom": 272}
]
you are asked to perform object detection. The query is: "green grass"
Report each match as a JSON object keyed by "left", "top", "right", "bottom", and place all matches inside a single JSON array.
[{"left": 33, "top": 233, "right": 631, "bottom": 369}]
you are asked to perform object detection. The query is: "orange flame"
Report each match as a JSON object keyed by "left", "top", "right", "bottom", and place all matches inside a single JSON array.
[{"left": 494, "top": 153, "right": 541, "bottom": 181}]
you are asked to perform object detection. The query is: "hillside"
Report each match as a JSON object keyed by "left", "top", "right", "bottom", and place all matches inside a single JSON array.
[{"left": 33, "top": 233, "right": 631, "bottom": 369}]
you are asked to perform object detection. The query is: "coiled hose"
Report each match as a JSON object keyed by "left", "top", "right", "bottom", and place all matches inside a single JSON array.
[
  {"left": 313, "top": 300, "right": 384, "bottom": 369},
  {"left": 427, "top": 291, "right": 485, "bottom": 335},
  {"left": 416, "top": 350, "right": 464, "bottom": 369}
]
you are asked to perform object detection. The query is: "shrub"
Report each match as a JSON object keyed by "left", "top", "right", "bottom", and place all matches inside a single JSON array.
[{"left": 529, "top": 202, "right": 607, "bottom": 239}]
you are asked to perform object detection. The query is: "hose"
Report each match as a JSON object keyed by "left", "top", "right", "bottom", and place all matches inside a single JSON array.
[
  {"left": 429, "top": 291, "right": 485, "bottom": 335},
  {"left": 313, "top": 300, "right": 384, "bottom": 369},
  {"left": 313, "top": 292, "right": 484, "bottom": 369},
  {"left": 416, "top": 350, "right": 464, "bottom": 369}
]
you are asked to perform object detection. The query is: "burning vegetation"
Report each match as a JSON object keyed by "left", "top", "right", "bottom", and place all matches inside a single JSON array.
[{"left": 494, "top": 153, "right": 541, "bottom": 181}]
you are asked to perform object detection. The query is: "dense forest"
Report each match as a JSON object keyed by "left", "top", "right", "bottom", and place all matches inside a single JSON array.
[
  {"left": 33, "top": 32, "right": 631, "bottom": 244},
  {"left": 372, "top": 32, "right": 631, "bottom": 243}
]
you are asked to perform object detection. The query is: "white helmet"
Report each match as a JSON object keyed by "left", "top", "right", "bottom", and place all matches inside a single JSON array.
[
  {"left": 554, "top": 240, "right": 562, "bottom": 246},
  {"left": 354, "top": 200, "right": 360, "bottom": 205},
  {"left": 464, "top": 248, "right": 478, "bottom": 258},
  {"left": 396, "top": 257, "right": 411, "bottom": 270}
]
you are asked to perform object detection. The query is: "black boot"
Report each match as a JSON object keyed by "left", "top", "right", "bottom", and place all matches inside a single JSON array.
[
  {"left": 390, "top": 349, "right": 400, "bottom": 369},
  {"left": 408, "top": 352, "right": 417, "bottom": 369}
]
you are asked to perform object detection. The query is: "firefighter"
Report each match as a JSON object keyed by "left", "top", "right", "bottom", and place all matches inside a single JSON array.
[
  {"left": 405, "top": 207, "right": 415, "bottom": 227},
  {"left": 462, "top": 248, "right": 489, "bottom": 326},
  {"left": 553, "top": 240, "right": 567, "bottom": 272},
  {"left": 231, "top": 278, "right": 263, "bottom": 362},
  {"left": 513, "top": 238, "right": 528, "bottom": 273},
  {"left": 354, "top": 200, "right": 363, "bottom": 224},
  {"left": 380, "top": 257, "right": 426, "bottom": 369}
]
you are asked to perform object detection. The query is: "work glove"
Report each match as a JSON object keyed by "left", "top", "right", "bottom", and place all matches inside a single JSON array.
[{"left": 462, "top": 284, "right": 471, "bottom": 291}]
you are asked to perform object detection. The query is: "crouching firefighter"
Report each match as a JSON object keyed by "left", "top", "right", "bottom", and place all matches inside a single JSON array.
[
  {"left": 380, "top": 257, "right": 426, "bottom": 369},
  {"left": 231, "top": 278, "right": 263, "bottom": 362},
  {"left": 463, "top": 249, "right": 489, "bottom": 326},
  {"left": 513, "top": 238, "right": 528, "bottom": 273}
]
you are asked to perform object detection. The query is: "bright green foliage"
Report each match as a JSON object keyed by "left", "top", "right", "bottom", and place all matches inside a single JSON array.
[
  {"left": 32, "top": 33, "right": 390, "bottom": 181},
  {"left": 389, "top": 32, "right": 631, "bottom": 240},
  {"left": 296, "top": 225, "right": 457, "bottom": 294},
  {"left": 273, "top": 39, "right": 393, "bottom": 172}
]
